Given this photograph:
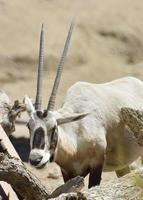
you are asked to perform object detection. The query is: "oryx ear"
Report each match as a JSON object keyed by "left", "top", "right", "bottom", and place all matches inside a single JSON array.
[
  {"left": 23, "top": 95, "right": 35, "bottom": 116},
  {"left": 57, "top": 113, "right": 89, "bottom": 125}
]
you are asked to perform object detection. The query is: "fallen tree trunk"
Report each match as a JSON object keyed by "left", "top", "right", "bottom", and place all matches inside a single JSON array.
[
  {"left": 50, "top": 168, "right": 143, "bottom": 200},
  {"left": 0, "top": 150, "right": 51, "bottom": 200},
  {"left": 49, "top": 176, "right": 84, "bottom": 198}
]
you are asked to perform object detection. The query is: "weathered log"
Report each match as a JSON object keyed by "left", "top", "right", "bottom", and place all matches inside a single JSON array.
[
  {"left": 49, "top": 176, "right": 84, "bottom": 198},
  {"left": 0, "top": 153, "right": 51, "bottom": 200},
  {"left": 50, "top": 168, "right": 143, "bottom": 200},
  {"left": 1, "top": 100, "right": 26, "bottom": 136},
  {"left": 0, "top": 125, "right": 21, "bottom": 200}
]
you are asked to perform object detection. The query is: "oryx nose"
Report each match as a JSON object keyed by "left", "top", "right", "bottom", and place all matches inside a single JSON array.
[{"left": 29, "top": 156, "right": 43, "bottom": 166}]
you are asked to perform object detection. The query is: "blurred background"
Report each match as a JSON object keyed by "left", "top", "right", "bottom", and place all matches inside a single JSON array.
[{"left": 1, "top": 0, "right": 143, "bottom": 192}]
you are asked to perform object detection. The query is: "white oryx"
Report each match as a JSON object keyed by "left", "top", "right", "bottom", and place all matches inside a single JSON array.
[
  {"left": 24, "top": 22, "right": 143, "bottom": 188},
  {"left": 0, "top": 91, "right": 25, "bottom": 136}
]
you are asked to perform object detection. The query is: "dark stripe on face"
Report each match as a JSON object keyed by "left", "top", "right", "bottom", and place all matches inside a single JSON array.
[
  {"left": 49, "top": 127, "right": 58, "bottom": 162},
  {"left": 33, "top": 127, "right": 45, "bottom": 149}
]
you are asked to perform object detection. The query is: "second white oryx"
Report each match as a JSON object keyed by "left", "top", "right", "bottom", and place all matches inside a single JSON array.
[{"left": 24, "top": 22, "right": 143, "bottom": 188}]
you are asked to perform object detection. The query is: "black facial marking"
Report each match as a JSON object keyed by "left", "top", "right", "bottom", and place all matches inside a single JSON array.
[
  {"left": 49, "top": 127, "right": 58, "bottom": 162},
  {"left": 50, "top": 127, "right": 58, "bottom": 149},
  {"left": 36, "top": 111, "right": 43, "bottom": 119},
  {"left": 33, "top": 127, "right": 45, "bottom": 149},
  {"left": 51, "top": 127, "right": 56, "bottom": 141},
  {"left": 43, "top": 110, "right": 47, "bottom": 118}
]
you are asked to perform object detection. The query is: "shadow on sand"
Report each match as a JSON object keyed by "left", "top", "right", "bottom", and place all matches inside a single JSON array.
[{"left": 9, "top": 135, "right": 30, "bottom": 162}]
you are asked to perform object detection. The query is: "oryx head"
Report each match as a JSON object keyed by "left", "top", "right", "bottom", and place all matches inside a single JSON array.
[{"left": 24, "top": 22, "right": 89, "bottom": 168}]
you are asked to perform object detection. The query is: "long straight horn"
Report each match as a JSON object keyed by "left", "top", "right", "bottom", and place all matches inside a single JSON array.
[
  {"left": 47, "top": 21, "right": 75, "bottom": 112},
  {"left": 35, "top": 24, "right": 44, "bottom": 111}
]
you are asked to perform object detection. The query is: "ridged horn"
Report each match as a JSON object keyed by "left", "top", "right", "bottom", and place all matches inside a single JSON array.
[
  {"left": 35, "top": 24, "right": 44, "bottom": 111},
  {"left": 47, "top": 21, "right": 75, "bottom": 112}
]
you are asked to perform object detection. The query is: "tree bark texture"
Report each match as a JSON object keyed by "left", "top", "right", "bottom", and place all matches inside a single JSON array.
[
  {"left": 0, "top": 152, "right": 51, "bottom": 200},
  {"left": 50, "top": 168, "right": 143, "bottom": 200}
]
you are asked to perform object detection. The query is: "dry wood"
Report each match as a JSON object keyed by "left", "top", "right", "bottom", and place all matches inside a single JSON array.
[
  {"left": 49, "top": 176, "right": 84, "bottom": 198},
  {"left": 50, "top": 168, "right": 143, "bottom": 200},
  {"left": 1, "top": 100, "right": 26, "bottom": 136}
]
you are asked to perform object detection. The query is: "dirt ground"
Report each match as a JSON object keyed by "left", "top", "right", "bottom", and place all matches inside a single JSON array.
[{"left": 1, "top": 0, "right": 143, "bottom": 193}]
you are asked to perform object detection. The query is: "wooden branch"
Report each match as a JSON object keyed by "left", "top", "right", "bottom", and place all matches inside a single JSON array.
[
  {"left": 0, "top": 99, "right": 26, "bottom": 137},
  {"left": 49, "top": 176, "right": 84, "bottom": 198},
  {"left": 0, "top": 154, "right": 51, "bottom": 200},
  {"left": 0, "top": 125, "right": 22, "bottom": 200},
  {"left": 50, "top": 168, "right": 143, "bottom": 200}
]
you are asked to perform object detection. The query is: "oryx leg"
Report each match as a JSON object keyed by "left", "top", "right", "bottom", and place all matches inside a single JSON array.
[
  {"left": 61, "top": 168, "right": 88, "bottom": 183},
  {"left": 88, "top": 129, "right": 106, "bottom": 188},
  {"left": 61, "top": 169, "right": 73, "bottom": 183},
  {"left": 88, "top": 163, "right": 104, "bottom": 188},
  {"left": 115, "top": 166, "right": 130, "bottom": 177},
  {"left": 88, "top": 152, "right": 105, "bottom": 188}
]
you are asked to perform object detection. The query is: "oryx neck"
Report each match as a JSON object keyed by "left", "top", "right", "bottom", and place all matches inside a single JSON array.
[{"left": 54, "top": 125, "right": 77, "bottom": 166}]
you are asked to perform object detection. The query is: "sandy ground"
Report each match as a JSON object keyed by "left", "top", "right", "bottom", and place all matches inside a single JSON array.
[{"left": 1, "top": 0, "right": 143, "bottom": 193}]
